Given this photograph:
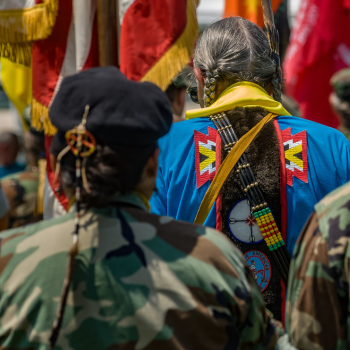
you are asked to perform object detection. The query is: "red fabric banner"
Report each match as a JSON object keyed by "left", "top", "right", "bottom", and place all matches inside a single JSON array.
[
  {"left": 120, "top": 0, "right": 187, "bottom": 82},
  {"left": 284, "top": 0, "right": 350, "bottom": 127},
  {"left": 31, "top": 0, "right": 99, "bottom": 216},
  {"left": 32, "top": 0, "right": 99, "bottom": 109},
  {"left": 32, "top": 0, "right": 73, "bottom": 108}
]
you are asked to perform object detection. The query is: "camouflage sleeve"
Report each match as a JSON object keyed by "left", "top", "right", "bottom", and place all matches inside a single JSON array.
[
  {"left": 285, "top": 212, "right": 347, "bottom": 349},
  {"left": 238, "top": 262, "right": 279, "bottom": 350},
  {"left": 201, "top": 227, "right": 278, "bottom": 350}
]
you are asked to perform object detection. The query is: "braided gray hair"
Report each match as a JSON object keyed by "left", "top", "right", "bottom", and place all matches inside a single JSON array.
[{"left": 194, "top": 17, "right": 282, "bottom": 107}]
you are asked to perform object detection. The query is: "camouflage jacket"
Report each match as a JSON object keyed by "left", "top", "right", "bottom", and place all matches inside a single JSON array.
[
  {"left": 0, "top": 193, "right": 278, "bottom": 350},
  {"left": 286, "top": 181, "right": 350, "bottom": 349}
]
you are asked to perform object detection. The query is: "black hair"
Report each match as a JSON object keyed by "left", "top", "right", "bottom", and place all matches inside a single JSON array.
[{"left": 52, "top": 136, "right": 156, "bottom": 208}]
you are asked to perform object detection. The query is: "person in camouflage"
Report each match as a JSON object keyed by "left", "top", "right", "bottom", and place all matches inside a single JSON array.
[
  {"left": 1, "top": 129, "right": 45, "bottom": 228},
  {"left": 0, "top": 67, "right": 279, "bottom": 350},
  {"left": 1, "top": 170, "right": 39, "bottom": 228},
  {"left": 285, "top": 180, "right": 350, "bottom": 349}
]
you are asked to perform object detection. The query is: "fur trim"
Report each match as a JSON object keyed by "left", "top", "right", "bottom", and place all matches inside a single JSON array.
[{"left": 220, "top": 106, "right": 282, "bottom": 320}]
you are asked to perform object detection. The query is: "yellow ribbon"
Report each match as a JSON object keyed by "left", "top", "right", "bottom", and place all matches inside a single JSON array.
[
  {"left": 135, "top": 191, "right": 151, "bottom": 212},
  {"left": 186, "top": 81, "right": 291, "bottom": 120},
  {"left": 194, "top": 113, "right": 277, "bottom": 225}
]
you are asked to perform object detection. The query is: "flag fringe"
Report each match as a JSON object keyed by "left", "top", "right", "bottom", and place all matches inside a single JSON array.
[
  {"left": 0, "top": 43, "right": 32, "bottom": 66},
  {"left": 141, "top": 0, "right": 199, "bottom": 91},
  {"left": 32, "top": 98, "right": 57, "bottom": 136},
  {"left": 0, "top": 0, "right": 58, "bottom": 65},
  {"left": 0, "top": 0, "right": 58, "bottom": 42}
]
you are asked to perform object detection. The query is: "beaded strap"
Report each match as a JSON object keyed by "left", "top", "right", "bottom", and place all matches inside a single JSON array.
[
  {"left": 209, "top": 112, "right": 290, "bottom": 282},
  {"left": 254, "top": 208, "right": 285, "bottom": 251}
]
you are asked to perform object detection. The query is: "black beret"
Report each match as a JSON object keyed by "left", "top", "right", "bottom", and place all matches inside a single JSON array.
[{"left": 49, "top": 67, "right": 173, "bottom": 148}]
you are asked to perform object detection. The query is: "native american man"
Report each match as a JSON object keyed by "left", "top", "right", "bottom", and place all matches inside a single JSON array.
[{"left": 150, "top": 16, "right": 350, "bottom": 321}]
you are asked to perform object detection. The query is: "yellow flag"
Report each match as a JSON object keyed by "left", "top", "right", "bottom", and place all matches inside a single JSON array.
[{"left": 0, "top": 58, "right": 32, "bottom": 131}]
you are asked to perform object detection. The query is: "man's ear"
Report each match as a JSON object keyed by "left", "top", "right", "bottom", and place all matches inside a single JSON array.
[{"left": 194, "top": 67, "right": 204, "bottom": 88}]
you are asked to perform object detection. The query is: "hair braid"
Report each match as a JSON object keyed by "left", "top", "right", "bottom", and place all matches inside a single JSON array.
[
  {"left": 204, "top": 70, "right": 219, "bottom": 107},
  {"left": 271, "top": 70, "right": 282, "bottom": 103}
]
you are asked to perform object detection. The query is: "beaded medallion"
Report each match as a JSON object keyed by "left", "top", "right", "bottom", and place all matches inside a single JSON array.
[
  {"left": 244, "top": 250, "right": 271, "bottom": 292},
  {"left": 227, "top": 198, "right": 264, "bottom": 244}
]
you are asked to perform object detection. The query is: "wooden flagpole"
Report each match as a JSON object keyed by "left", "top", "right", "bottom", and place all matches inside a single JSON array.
[{"left": 97, "top": 0, "right": 119, "bottom": 67}]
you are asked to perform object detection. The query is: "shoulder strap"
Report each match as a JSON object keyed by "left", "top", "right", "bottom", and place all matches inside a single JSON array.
[{"left": 194, "top": 113, "right": 278, "bottom": 225}]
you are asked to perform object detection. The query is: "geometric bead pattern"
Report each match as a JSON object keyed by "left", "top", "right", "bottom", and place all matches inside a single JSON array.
[{"left": 253, "top": 208, "right": 286, "bottom": 251}]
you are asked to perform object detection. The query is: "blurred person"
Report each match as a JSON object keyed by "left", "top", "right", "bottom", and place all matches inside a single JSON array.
[
  {"left": 165, "top": 73, "right": 188, "bottom": 122},
  {"left": 24, "top": 128, "right": 45, "bottom": 171},
  {"left": 0, "top": 67, "right": 281, "bottom": 350},
  {"left": 150, "top": 16, "right": 350, "bottom": 321},
  {"left": 286, "top": 180, "right": 350, "bottom": 349},
  {"left": 0, "top": 186, "right": 9, "bottom": 231},
  {"left": 0, "top": 132, "right": 25, "bottom": 178},
  {"left": 330, "top": 68, "right": 350, "bottom": 141},
  {"left": 1, "top": 129, "right": 45, "bottom": 228}
]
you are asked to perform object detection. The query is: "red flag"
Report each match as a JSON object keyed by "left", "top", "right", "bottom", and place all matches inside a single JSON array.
[
  {"left": 120, "top": 0, "right": 199, "bottom": 90},
  {"left": 32, "top": 0, "right": 99, "bottom": 134},
  {"left": 284, "top": 0, "right": 350, "bottom": 127},
  {"left": 223, "top": 0, "right": 282, "bottom": 27},
  {"left": 31, "top": 0, "right": 99, "bottom": 217}
]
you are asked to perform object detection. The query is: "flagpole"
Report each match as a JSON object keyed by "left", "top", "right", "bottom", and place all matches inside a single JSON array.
[{"left": 97, "top": 0, "right": 119, "bottom": 67}]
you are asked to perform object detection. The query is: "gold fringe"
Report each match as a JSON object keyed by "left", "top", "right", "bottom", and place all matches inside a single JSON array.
[
  {"left": 32, "top": 98, "right": 57, "bottom": 135},
  {"left": 0, "top": 43, "right": 32, "bottom": 66},
  {"left": 0, "top": 0, "right": 58, "bottom": 65},
  {"left": 0, "top": 0, "right": 58, "bottom": 43},
  {"left": 141, "top": 0, "right": 199, "bottom": 91}
]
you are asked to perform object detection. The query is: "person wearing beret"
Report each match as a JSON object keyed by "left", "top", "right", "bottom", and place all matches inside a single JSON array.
[{"left": 0, "top": 67, "right": 283, "bottom": 350}]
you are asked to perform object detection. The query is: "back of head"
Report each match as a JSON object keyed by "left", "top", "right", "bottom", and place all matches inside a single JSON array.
[
  {"left": 0, "top": 132, "right": 18, "bottom": 146},
  {"left": 194, "top": 17, "right": 280, "bottom": 106},
  {"left": 50, "top": 67, "right": 173, "bottom": 208}
]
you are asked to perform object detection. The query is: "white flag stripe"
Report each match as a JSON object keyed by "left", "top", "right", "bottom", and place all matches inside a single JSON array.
[
  {"left": 0, "top": 0, "right": 35, "bottom": 10},
  {"left": 50, "top": 0, "right": 96, "bottom": 106},
  {"left": 119, "top": 0, "right": 137, "bottom": 24},
  {"left": 74, "top": 0, "right": 97, "bottom": 71}
]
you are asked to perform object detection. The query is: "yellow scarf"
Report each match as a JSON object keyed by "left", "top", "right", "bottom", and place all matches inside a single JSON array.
[
  {"left": 188, "top": 82, "right": 290, "bottom": 225},
  {"left": 186, "top": 81, "right": 291, "bottom": 119}
]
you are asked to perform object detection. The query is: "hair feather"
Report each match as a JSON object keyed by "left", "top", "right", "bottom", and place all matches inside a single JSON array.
[{"left": 261, "top": 0, "right": 279, "bottom": 55}]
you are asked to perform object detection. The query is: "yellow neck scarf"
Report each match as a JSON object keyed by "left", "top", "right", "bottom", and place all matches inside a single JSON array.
[{"left": 186, "top": 81, "right": 291, "bottom": 119}]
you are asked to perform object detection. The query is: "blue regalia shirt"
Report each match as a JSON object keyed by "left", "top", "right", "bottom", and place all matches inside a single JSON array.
[{"left": 151, "top": 116, "right": 350, "bottom": 254}]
